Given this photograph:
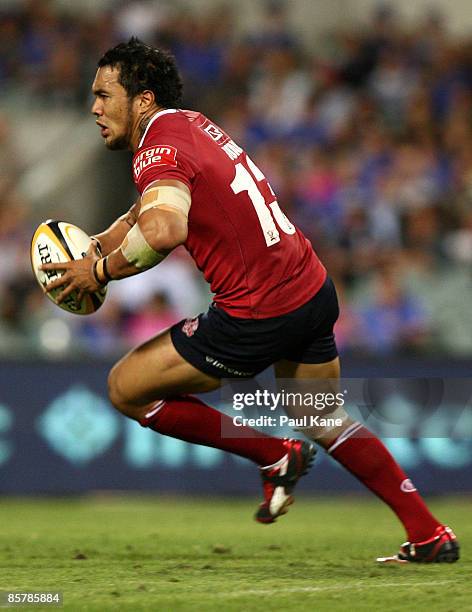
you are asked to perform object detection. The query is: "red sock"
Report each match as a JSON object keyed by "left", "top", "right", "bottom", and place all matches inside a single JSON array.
[
  {"left": 140, "top": 395, "right": 286, "bottom": 466},
  {"left": 327, "top": 423, "right": 441, "bottom": 542}
]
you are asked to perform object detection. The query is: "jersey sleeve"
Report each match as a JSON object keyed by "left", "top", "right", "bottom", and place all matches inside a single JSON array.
[{"left": 132, "top": 128, "right": 195, "bottom": 194}]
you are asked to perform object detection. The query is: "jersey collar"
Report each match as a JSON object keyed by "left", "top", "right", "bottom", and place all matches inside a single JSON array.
[{"left": 138, "top": 108, "right": 178, "bottom": 148}]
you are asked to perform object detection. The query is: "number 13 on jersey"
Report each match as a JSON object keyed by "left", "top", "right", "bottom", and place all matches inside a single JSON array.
[{"left": 230, "top": 155, "right": 296, "bottom": 247}]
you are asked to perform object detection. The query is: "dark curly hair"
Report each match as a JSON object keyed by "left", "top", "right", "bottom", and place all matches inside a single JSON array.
[{"left": 97, "top": 37, "right": 183, "bottom": 108}]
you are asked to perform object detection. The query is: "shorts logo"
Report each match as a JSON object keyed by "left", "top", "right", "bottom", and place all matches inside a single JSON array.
[
  {"left": 205, "top": 356, "right": 252, "bottom": 377},
  {"left": 182, "top": 317, "right": 199, "bottom": 337},
  {"left": 400, "top": 478, "right": 417, "bottom": 493},
  {"left": 133, "top": 145, "right": 178, "bottom": 181}
]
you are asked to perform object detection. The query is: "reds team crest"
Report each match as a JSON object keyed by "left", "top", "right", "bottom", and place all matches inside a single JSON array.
[{"left": 182, "top": 317, "right": 199, "bottom": 337}]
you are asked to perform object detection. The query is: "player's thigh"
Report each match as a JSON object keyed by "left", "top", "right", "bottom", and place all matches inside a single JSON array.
[{"left": 108, "top": 329, "right": 220, "bottom": 407}]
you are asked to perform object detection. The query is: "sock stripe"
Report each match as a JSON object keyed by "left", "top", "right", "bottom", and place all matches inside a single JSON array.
[
  {"left": 327, "top": 422, "right": 362, "bottom": 454},
  {"left": 144, "top": 400, "right": 166, "bottom": 420}
]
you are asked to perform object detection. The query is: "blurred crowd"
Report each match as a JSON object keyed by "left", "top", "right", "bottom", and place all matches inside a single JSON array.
[{"left": 2, "top": 0, "right": 472, "bottom": 358}]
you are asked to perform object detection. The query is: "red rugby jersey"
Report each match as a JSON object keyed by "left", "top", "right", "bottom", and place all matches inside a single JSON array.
[{"left": 132, "top": 109, "right": 326, "bottom": 319}]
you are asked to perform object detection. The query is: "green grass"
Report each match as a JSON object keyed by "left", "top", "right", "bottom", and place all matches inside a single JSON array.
[{"left": 0, "top": 496, "right": 470, "bottom": 611}]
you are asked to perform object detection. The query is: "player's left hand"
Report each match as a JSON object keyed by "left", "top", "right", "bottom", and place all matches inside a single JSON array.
[{"left": 40, "top": 242, "right": 102, "bottom": 304}]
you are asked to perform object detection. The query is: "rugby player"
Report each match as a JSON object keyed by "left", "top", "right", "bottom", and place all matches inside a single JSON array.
[{"left": 41, "top": 38, "right": 458, "bottom": 563}]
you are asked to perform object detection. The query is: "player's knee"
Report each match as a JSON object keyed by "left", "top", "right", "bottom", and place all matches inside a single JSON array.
[{"left": 107, "top": 364, "right": 134, "bottom": 416}]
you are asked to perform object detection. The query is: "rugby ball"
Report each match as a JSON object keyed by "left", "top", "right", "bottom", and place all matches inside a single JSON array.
[{"left": 31, "top": 220, "right": 107, "bottom": 315}]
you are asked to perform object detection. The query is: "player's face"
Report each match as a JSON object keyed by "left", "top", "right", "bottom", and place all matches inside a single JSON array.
[{"left": 91, "top": 66, "right": 134, "bottom": 150}]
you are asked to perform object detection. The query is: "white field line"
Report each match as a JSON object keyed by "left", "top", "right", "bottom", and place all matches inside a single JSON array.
[{"left": 217, "top": 580, "right": 457, "bottom": 598}]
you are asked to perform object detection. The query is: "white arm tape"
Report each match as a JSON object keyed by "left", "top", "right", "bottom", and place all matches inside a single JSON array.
[
  {"left": 121, "top": 222, "right": 166, "bottom": 269},
  {"left": 140, "top": 185, "right": 191, "bottom": 217}
]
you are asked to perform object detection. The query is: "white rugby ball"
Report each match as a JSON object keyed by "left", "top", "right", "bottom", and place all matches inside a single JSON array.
[{"left": 31, "top": 220, "right": 107, "bottom": 315}]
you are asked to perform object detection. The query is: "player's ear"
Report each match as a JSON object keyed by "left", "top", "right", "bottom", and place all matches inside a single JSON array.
[{"left": 138, "top": 89, "right": 155, "bottom": 113}]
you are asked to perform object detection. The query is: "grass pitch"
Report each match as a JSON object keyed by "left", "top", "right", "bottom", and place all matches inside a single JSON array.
[{"left": 0, "top": 496, "right": 470, "bottom": 611}]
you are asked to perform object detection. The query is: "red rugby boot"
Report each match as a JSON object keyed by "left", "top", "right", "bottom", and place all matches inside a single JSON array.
[
  {"left": 377, "top": 525, "right": 459, "bottom": 563},
  {"left": 255, "top": 438, "right": 316, "bottom": 524}
]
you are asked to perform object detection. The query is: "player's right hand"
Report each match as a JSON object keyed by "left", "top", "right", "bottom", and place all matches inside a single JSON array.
[{"left": 40, "top": 242, "right": 102, "bottom": 304}]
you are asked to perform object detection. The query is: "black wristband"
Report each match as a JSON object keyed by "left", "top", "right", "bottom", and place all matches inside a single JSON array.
[
  {"left": 91, "top": 237, "right": 103, "bottom": 255},
  {"left": 102, "top": 256, "right": 113, "bottom": 282},
  {"left": 92, "top": 260, "right": 105, "bottom": 286}
]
